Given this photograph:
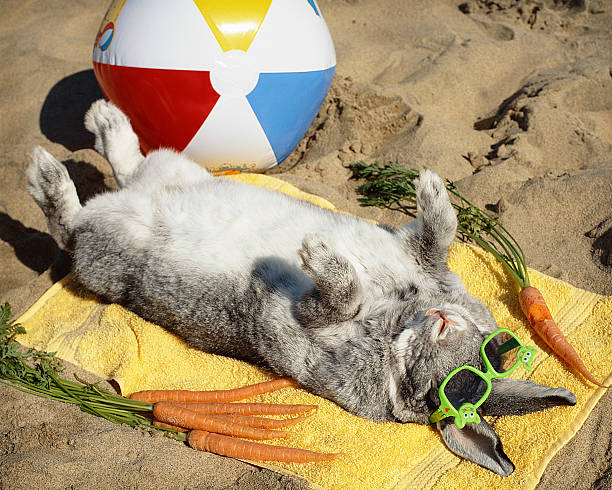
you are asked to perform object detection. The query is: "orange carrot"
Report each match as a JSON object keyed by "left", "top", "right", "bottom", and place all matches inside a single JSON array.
[
  {"left": 130, "top": 377, "right": 298, "bottom": 403},
  {"left": 168, "top": 401, "right": 318, "bottom": 416},
  {"left": 209, "top": 413, "right": 308, "bottom": 429},
  {"left": 519, "top": 286, "right": 608, "bottom": 388},
  {"left": 153, "top": 414, "right": 307, "bottom": 433},
  {"left": 153, "top": 402, "right": 289, "bottom": 440},
  {"left": 187, "top": 430, "right": 339, "bottom": 463},
  {"left": 153, "top": 420, "right": 188, "bottom": 432}
]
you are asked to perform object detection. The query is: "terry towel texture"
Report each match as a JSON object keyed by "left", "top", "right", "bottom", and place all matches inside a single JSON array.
[{"left": 16, "top": 174, "right": 612, "bottom": 490}]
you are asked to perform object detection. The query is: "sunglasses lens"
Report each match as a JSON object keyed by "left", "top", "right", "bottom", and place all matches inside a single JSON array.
[
  {"left": 483, "top": 331, "right": 521, "bottom": 373},
  {"left": 443, "top": 368, "right": 487, "bottom": 409}
]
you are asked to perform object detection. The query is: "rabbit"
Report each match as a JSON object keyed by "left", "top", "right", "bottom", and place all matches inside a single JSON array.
[{"left": 26, "top": 99, "right": 576, "bottom": 476}]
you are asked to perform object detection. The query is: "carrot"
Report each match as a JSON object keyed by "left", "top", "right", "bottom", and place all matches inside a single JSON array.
[
  {"left": 210, "top": 413, "right": 309, "bottom": 429},
  {"left": 153, "top": 413, "right": 307, "bottom": 432},
  {"left": 441, "top": 179, "right": 608, "bottom": 387},
  {"left": 168, "top": 401, "right": 318, "bottom": 416},
  {"left": 519, "top": 286, "right": 608, "bottom": 388},
  {"left": 130, "top": 377, "right": 298, "bottom": 403},
  {"left": 187, "top": 430, "right": 339, "bottom": 463},
  {"left": 153, "top": 420, "right": 188, "bottom": 432},
  {"left": 153, "top": 402, "right": 289, "bottom": 440}
]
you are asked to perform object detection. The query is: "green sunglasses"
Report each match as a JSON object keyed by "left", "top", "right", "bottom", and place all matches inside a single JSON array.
[{"left": 429, "top": 328, "right": 537, "bottom": 428}]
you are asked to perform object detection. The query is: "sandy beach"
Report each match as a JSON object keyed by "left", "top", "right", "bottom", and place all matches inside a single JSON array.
[{"left": 1, "top": 0, "right": 610, "bottom": 488}]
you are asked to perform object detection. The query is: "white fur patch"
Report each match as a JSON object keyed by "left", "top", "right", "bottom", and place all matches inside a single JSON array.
[
  {"left": 388, "top": 372, "right": 406, "bottom": 418},
  {"left": 393, "top": 328, "right": 417, "bottom": 358},
  {"left": 388, "top": 328, "right": 419, "bottom": 419}
]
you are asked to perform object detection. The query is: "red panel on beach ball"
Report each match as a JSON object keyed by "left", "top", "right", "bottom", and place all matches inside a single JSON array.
[{"left": 93, "top": 62, "right": 220, "bottom": 153}]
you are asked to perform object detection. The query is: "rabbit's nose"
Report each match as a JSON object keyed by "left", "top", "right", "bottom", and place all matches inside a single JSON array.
[
  {"left": 426, "top": 309, "right": 457, "bottom": 324},
  {"left": 427, "top": 309, "right": 458, "bottom": 339}
]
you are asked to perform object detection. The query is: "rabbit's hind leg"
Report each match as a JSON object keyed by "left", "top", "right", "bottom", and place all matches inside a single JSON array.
[
  {"left": 85, "top": 99, "right": 144, "bottom": 188},
  {"left": 26, "top": 146, "right": 82, "bottom": 250},
  {"left": 85, "top": 100, "right": 213, "bottom": 190}
]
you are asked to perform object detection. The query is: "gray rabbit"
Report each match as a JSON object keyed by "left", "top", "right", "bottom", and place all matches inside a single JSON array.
[{"left": 26, "top": 100, "right": 575, "bottom": 475}]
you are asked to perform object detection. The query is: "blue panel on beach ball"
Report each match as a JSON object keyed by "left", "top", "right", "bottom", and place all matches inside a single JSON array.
[{"left": 246, "top": 66, "right": 335, "bottom": 164}]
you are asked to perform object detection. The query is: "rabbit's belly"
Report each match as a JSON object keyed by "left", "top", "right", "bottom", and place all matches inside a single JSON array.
[
  {"left": 76, "top": 179, "right": 422, "bottom": 298},
  {"left": 150, "top": 190, "right": 357, "bottom": 275}
]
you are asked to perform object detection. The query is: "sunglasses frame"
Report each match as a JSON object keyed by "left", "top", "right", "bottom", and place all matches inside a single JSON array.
[{"left": 429, "top": 327, "right": 537, "bottom": 428}]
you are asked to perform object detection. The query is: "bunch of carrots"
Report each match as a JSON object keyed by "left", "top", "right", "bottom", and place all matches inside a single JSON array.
[
  {"left": 129, "top": 378, "right": 338, "bottom": 462},
  {"left": 349, "top": 161, "right": 608, "bottom": 388},
  {"left": 0, "top": 304, "right": 337, "bottom": 463}
]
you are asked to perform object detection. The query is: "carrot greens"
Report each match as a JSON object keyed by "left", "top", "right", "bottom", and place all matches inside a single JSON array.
[{"left": 0, "top": 302, "right": 184, "bottom": 440}]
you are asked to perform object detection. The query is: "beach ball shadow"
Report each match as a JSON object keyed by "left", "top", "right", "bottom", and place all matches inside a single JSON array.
[{"left": 40, "top": 69, "right": 104, "bottom": 151}]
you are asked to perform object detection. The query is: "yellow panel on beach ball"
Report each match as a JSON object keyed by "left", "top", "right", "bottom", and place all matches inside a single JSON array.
[{"left": 192, "top": 0, "right": 273, "bottom": 52}]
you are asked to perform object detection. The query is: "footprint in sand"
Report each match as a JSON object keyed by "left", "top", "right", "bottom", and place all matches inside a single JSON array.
[{"left": 586, "top": 216, "right": 612, "bottom": 270}]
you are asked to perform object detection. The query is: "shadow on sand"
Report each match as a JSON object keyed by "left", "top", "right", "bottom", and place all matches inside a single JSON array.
[{"left": 39, "top": 69, "right": 104, "bottom": 151}]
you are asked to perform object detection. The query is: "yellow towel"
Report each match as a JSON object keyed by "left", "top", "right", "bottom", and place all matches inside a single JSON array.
[{"left": 15, "top": 174, "right": 611, "bottom": 490}]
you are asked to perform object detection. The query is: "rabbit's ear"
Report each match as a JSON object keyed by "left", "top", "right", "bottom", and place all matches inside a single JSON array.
[
  {"left": 480, "top": 378, "right": 576, "bottom": 416},
  {"left": 437, "top": 417, "right": 515, "bottom": 476}
]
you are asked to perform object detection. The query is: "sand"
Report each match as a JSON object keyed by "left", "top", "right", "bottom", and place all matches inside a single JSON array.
[{"left": 1, "top": 0, "right": 610, "bottom": 488}]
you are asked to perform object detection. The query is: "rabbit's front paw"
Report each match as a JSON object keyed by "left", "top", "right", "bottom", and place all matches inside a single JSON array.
[
  {"left": 299, "top": 233, "right": 360, "bottom": 298},
  {"left": 299, "top": 233, "right": 334, "bottom": 280},
  {"left": 84, "top": 99, "right": 143, "bottom": 187},
  {"left": 415, "top": 169, "right": 456, "bottom": 249},
  {"left": 416, "top": 169, "right": 449, "bottom": 211},
  {"left": 296, "top": 234, "right": 362, "bottom": 326}
]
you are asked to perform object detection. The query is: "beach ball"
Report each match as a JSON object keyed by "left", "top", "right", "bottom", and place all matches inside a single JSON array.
[{"left": 92, "top": 0, "right": 336, "bottom": 173}]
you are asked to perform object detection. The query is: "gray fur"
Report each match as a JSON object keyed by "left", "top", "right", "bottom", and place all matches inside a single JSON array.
[{"left": 25, "top": 100, "right": 576, "bottom": 475}]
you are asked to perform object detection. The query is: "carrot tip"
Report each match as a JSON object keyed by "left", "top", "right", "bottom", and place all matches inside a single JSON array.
[{"left": 322, "top": 452, "right": 342, "bottom": 460}]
